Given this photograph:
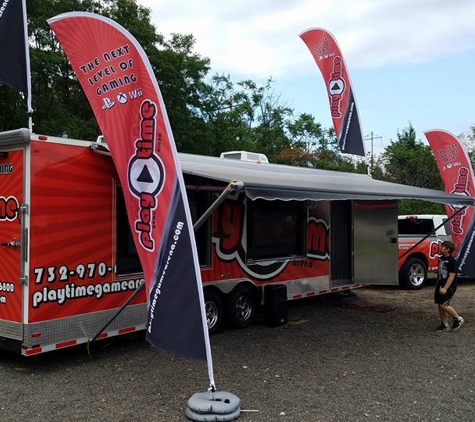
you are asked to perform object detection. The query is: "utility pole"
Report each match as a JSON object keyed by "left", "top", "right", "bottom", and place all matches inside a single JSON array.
[{"left": 364, "top": 132, "right": 383, "bottom": 176}]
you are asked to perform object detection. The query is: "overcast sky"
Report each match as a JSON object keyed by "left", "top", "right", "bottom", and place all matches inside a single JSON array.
[{"left": 141, "top": 0, "right": 475, "bottom": 155}]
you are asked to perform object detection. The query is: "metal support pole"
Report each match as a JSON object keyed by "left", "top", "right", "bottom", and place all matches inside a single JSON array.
[
  {"left": 89, "top": 179, "right": 245, "bottom": 343},
  {"left": 91, "top": 283, "right": 145, "bottom": 342},
  {"left": 194, "top": 180, "right": 244, "bottom": 231}
]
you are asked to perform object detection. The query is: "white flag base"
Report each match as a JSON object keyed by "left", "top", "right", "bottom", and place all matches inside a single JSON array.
[{"left": 186, "top": 391, "right": 241, "bottom": 421}]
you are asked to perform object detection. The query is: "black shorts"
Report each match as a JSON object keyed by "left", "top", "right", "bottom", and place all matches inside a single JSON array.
[{"left": 434, "top": 287, "right": 456, "bottom": 306}]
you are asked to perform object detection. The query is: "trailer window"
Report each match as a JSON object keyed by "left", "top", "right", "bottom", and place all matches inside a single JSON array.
[
  {"left": 247, "top": 199, "right": 305, "bottom": 260},
  {"left": 116, "top": 188, "right": 142, "bottom": 275},
  {"left": 188, "top": 190, "right": 211, "bottom": 267}
]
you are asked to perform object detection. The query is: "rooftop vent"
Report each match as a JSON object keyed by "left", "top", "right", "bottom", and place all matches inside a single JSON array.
[{"left": 220, "top": 151, "right": 269, "bottom": 164}]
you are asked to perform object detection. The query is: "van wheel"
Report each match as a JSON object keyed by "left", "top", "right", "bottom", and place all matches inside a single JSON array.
[
  {"left": 226, "top": 286, "right": 256, "bottom": 329},
  {"left": 204, "top": 290, "right": 224, "bottom": 334},
  {"left": 399, "top": 257, "right": 427, "bottom": 290}
]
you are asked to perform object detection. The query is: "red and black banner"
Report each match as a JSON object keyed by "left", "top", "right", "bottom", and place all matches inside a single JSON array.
[
  {"left": 48, "top": 13, "right": 213, "bottom": 367},
  {"left": 425, "top": 129, "right": 475, "bottom": 276},
  {"left": 300, "top": 28, "right": 365, "bottom": 157},
  {"left": 0, "top": 0, "right": 31, "bottom": 110}
]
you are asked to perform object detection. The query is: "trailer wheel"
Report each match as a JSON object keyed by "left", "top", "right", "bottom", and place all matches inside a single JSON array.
[
  {"left": 226, "top": 285, "right": 256, "bottom": 329},
  {"left": 399, "top": 257, "right": 427, "bottom": 290},
  {"left": 205, "top": 290, "right": 224, "bottom": 335}
]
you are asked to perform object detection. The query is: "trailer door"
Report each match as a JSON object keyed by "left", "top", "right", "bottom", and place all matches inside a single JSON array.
[
  {"left": 0, "top": 149, "right": 25, "bottom": 339},
  {"left": 330, "top": 201, "right": 353, "bottom": 286},
  {"left": 353, "top": 200, "right": 398, "bottom": 285}
]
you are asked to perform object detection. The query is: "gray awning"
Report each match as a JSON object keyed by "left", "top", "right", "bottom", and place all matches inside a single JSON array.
[{"left": 179, "top": 153, "right": 474, "bottom": 206}]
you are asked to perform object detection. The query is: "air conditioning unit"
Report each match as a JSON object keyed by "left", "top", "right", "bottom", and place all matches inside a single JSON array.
[{"left": 220, "top": 151, "right": 269, "bottom": 164}]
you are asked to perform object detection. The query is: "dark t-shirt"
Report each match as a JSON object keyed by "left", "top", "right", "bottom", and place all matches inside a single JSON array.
[{"left": 436, "top": 255, "right": 458, "bottom": 293}]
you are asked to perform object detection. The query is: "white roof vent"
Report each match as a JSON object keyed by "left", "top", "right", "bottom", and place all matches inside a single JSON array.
[{"left": 220, "top": 151, "right": 269, "bottom": 164}]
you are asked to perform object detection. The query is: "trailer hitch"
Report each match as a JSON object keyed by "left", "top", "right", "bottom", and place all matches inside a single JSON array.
[{"left": 0, "top": 237, "right": 20, "bottom": 248}]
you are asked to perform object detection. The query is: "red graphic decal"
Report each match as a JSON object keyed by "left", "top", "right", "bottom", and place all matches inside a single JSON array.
[
  {"left": 307, "top": 218, "right": 330, "bottom": 260},
  {"left": 215, "top": 199, "right": 245, "bottom": 255},
  {"left": 452, "top": 167, "right": 469, "bottom": 195},
  {"left": 429, "top": 240, "right": 443, "bottom": 259},
  {"left": 329, "top": 57, "right": 345, "bottom": 118},
  {"left": 449, "top": 206, "right": 466, "bottom": 235},
  {"left": 448, "top": 167, "right": 471, "bottom": 235},
  {"left": 0, "top": 196, "right": 19, "bottom": 221}
]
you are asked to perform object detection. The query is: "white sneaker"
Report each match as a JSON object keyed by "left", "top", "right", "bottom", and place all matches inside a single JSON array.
[{"left": 452, "top": 317, "right": 464, "bottom": 331}]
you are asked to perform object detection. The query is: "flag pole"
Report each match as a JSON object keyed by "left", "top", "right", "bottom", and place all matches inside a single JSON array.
[{"left": 21, "top": 0, "right": 33, "bottom": 129}]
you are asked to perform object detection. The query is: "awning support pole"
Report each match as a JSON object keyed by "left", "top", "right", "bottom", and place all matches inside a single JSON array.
[
  {"left": 90, "top": 283, "right": 145, "bottom": 342},
  {"left": 193, "top": 180, "right": 244, "bottom": 231},
  {"left": 90, "top": 179, "right": 245, "bottom": 343},
  {"left": 398, "top": 206, "right": 467, "bottom": 261}
]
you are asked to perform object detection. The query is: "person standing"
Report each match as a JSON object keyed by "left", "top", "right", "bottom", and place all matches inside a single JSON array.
[{"left": 434, "top": 241, "right": 464, "bottom": 331}]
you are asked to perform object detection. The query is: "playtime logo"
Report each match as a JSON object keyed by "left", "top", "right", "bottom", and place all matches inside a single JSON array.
[
  {"left": 449, "top": 167, "right": 470, "bottom": 235},
  {"left": 127, "top": 100, "right": 165, "bottom": 251},
  {"left": 328, "top": 56, "right": 346, "bottom": 118}
]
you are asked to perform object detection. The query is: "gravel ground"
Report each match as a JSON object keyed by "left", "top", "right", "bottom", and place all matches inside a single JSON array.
[{"left": 1, "top": 281, "right": 474, "bottom": 422}]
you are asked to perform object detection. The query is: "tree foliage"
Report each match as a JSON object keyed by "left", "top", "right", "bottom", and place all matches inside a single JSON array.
[
  {"left": 380, "top": 122, "right": 442, "bottom": 190},
  {"left": 378, "top": 122, "right": 444, "bottom": 214}
]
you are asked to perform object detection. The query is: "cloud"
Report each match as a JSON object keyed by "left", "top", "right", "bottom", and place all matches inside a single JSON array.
[{"left": 141, "top": 0, "right": 475, "bottom": 79}]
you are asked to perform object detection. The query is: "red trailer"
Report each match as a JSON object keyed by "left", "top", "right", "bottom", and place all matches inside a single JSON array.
[{"left": 0, "top": 129, "right": 471, "bottom": 355}]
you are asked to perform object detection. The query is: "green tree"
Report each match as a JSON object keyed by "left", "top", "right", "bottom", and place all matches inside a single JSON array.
[
  {"left": 381, "top": 122, "right": 442, "bottom": 190},
  {"left": 1, "top": 0, "right": 213, "bottom": 145},
  {"left": 195, "top": 75, "right": 295, "bottom": 159},
  {"left": 194, "top": 74, "right": 254, "bottom": 155},
  {"left": 458, "top": 125, "right": 475, "bottom": 168},
  {"left": 231, "top": 78, "right": 293, "bottom": 161},
  {"left": 380, "top": 122, "right": 444, "bottom": 214},
  {"left": 147, "top": 33, "right": 211, "bottom": 152},
  {"left": 287, "top": 113, "right": 324, "bottom": 152}
]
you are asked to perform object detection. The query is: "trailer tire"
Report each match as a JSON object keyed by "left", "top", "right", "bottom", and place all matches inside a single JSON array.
[
  {"left": 399, "top": 257, "right": 427, "bottom": 290},
  {"left": 226, "top": 285, "right": 256, "bottom": 329},
  {"left": 205, "top": 290, "right": 224, "bottom": 335}
]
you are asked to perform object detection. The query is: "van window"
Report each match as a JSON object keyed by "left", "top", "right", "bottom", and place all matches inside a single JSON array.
[
  {"left": 247, "top": 199, "right": 305, "bottom": 260},
  {"left": 398, "top": 218, "right": 435, "bottom": 235}
]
